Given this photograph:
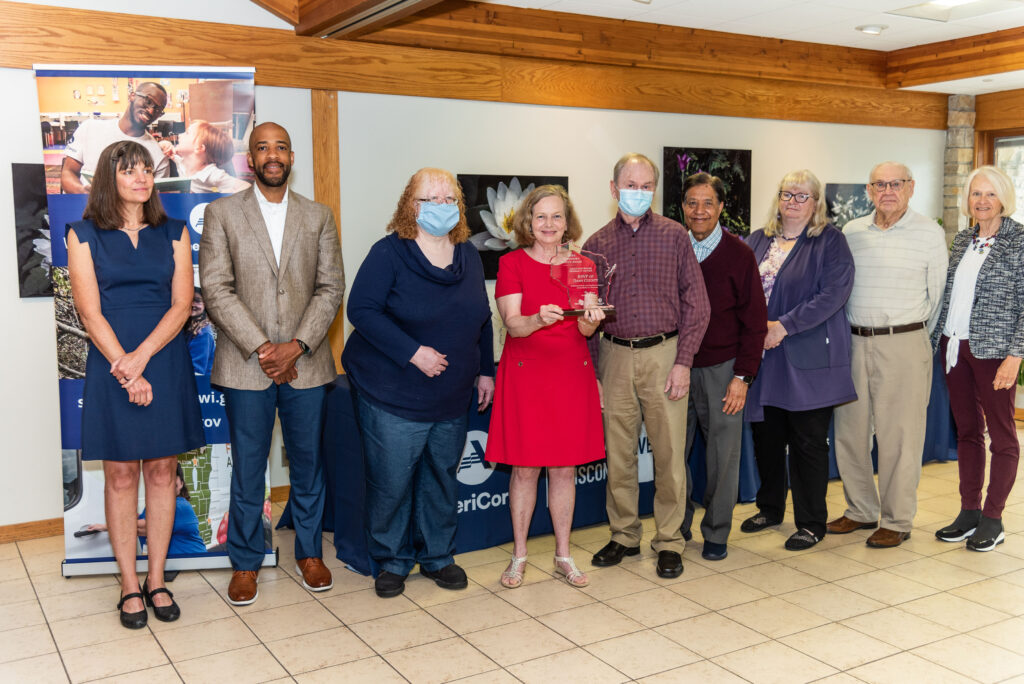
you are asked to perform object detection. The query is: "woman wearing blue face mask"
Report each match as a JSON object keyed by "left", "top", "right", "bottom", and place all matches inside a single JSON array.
[{"left": 342, "top": 167, "right": 496, "bottom": 599}]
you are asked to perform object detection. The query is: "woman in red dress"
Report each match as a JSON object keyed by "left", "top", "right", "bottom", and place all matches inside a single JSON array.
[{"left": 486, "top": 185, "right": 606, "bottom": 589}]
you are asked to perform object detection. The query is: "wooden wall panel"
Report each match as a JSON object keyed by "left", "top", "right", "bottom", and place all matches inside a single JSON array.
[
  {"left": 976, "top": 88, "right": 1024, "bottom": 132},
  {"left": 311, "top": 90, "right": 347, "bottom": 372},
  {"left": 498, "top": 57, "right": 947, "bottom": 129},
  {"left": 0, "top": 2, "right": 946, "bottom": 129},
  {"left": 357, "top": 0, "right": 888, "bottom": 89},
  {"left": 887, "top": 26, "right": 1024, "bottom": 88}
]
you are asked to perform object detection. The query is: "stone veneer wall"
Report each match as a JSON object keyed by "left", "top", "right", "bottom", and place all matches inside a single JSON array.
[{"left": 944, "top": 94, "right": 975, "bottom": 242}]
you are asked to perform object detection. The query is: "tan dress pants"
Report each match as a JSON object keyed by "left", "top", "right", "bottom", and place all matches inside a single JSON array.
[
  {"left": 833, "top": 328, "right": 932, "bottom": 532},
  {"left": 598, "top": 336, "right": 688, "bottom": 553}
]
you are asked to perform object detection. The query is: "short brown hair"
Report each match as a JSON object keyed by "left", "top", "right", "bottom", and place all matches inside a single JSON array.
[
  {"left": 82, "top": 140, "right": 166, "bottom": 231},
  {"left": 386, "top": 168, "right": 469, "bottom": 244},
  {"left": 192, "top": 120, "right": 234, "bottom": 167},
  {"left": 511, "top": 185, "right": 583, "bottom": 247}
]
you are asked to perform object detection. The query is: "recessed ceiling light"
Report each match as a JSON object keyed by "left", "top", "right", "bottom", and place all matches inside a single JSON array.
[
  {"left": 888, "top": 0, "right": 1024, "bottom": 22},
  {"left": 856, "top": 24, "right": 889, "bottom": 34}
]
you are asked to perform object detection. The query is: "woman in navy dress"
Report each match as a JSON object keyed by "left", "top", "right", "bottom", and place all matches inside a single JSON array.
[{"left": 67, "top": 141, "right": 204, "bottom": 629}]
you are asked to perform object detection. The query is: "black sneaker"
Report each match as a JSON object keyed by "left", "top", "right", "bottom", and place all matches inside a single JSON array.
[
  {"left": 966, "top": 516, "right": 1005, "bottom": 552},
  {"left": 935, "top": 509, "right": 981, "bottom": 543},
  {"left": 420, "top": 563, "right": 468, "bottom": 590},
  {"left": 375, "top": 571, "right": 407, "bottom": 598},
  {"left": 785, "top": 528, "right": 821, "bottom": 551},
  {"left": 740, "top": 513, "right": 781, "bottom": 533}
]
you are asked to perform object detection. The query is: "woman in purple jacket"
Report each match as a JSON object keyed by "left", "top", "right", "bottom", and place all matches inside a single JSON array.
[{"left": 739, "top": 169, "right": 856, "bottom": 551}]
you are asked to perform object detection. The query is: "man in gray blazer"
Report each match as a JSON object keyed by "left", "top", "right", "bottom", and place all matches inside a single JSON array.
[{"left": 199, "top": 122, "right": 345, "bottom": 605}]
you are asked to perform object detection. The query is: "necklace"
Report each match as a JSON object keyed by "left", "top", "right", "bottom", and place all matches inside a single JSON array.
[
  {"left": 121, "top": 225, "right": 145, "bottom": 232},
  {"left": 971, "top": 225, "right": 996, "bottom": 255},
  {"left": 777, "top": 234, "right": 799, "bottom": 242}
]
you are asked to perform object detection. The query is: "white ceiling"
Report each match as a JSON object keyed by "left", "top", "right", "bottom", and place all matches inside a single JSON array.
[{"left": 483, "top": 0, "right": 1024, "bottom": 92}]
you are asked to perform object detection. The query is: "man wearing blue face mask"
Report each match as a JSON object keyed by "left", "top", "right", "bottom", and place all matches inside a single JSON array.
[{"left": 584, "top": 153, "right": 710, "bottom": 579}]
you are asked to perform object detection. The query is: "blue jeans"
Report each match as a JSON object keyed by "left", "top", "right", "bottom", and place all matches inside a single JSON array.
[
  {"left": 222, "top": 383, "right": 326, "bottom": 571},
  {"left": 356, "top": 395, "right": 467, "bottom": 576}
]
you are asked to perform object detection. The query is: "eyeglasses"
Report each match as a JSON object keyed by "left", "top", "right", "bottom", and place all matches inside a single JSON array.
[
  {"left": 416, "top": 196, "right": 457, "bottom": 206},
  {"left": 778, "top": 191, "right": 814, "bottom": 203},
  {"left": 869, "top": 179, "right": 909, "bottom": 192},
  {"left": 133, "top": 92, "right": 165, "bottom": 115}
]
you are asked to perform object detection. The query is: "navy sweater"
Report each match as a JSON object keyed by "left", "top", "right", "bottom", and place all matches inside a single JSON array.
[{"left": 341, "top": 233, "right": 494, "bottom": 421}]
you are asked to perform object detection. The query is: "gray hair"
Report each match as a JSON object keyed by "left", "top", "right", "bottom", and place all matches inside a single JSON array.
[
  {"left": 869, "top": 161, "right": 914, "bottom": 182},
  {"left": 612, "top": 153, "right": 660, "bottom": 188},
  {"left": 961, "top": 165, "right": 1016, "bottom": 219}
]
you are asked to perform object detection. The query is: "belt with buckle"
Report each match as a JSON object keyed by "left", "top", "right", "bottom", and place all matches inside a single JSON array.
[
  {"left": 850, "top": 322, "right": 926, "bottom": 337},
  {"left": 604, "top": 330, "right": 678, "bottom": 349}
]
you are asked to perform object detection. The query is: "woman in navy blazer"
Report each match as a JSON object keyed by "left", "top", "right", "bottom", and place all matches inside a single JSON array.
[
  {"left": 933, "top": 165, "right": 1024, "bottom": 552},
  {"left": 740, "top": 170, "right": 856, "bottom": 551}
]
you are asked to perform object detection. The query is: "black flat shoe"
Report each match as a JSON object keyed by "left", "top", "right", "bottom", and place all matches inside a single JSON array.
[
  {"left": 935, "top": 509, "right": 981, "bottom": 543},
  {"left": 701, "top": 541, "right": 728, "bottom": 561},
  {"left": 143, "top": 579, "right": 180, "bottom": 622},
  {"left": 740, "top": 513, "right": 781, "bottom": 533},
  {"left": 420, "top": 563, "right": 468, "bottom": 590},
  {"left": 375, "top": 571, "right": 407, "bottom": 598},
  {"left": 656, "top": 551, "right": 683, "bottom": 578},
  {"left": 591, "top": 541, "right": 640, "bottom": 567},
  {"left": 117, "top": 591, "right": 147, "bottom": 629},
  {"left": 966, "top": 516, "right": 1005, "bottom": 552}
]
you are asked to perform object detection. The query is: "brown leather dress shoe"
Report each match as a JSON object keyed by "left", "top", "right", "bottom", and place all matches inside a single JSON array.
[
  {"left": 827, "top": 516, "right": 878, "bottom": 534},
  {"left": 296, "top": 557, "right": 333, "bottom": 591},
  {"left": 866, "top": 527, "right": 910, "bottom": 548},
  {"left": 228, "top": 570, "right": 259, "bottom": 605}
]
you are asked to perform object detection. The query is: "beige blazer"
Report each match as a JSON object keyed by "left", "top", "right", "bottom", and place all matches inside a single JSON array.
[{"left": 198, "top": 187, "right": 345, "bottom": 390}]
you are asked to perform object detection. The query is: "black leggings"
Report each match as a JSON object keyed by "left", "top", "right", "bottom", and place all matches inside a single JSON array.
[{"left": 750, "top": 405, "right": 833, "bottom": 539}]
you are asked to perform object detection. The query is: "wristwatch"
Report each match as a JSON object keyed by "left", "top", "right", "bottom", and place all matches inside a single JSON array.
[
  {"left": 736, "top": 374, "right": 755, "bottom": 386},
  {"left": 293, "top": 338, "right": 311, "bottom": 355}
]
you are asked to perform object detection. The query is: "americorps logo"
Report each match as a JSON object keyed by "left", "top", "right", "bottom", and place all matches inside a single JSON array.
[
  {"left": 189, "top": 203, "right": 209, "bottom": 234},
  {"left": 457, "top": 430, "right": 493, "bottom": 486}
]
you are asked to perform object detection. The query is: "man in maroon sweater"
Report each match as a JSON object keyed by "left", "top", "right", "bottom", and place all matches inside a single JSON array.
[{"left": 679, "top": 173, "right": 767, "bottom": 561}]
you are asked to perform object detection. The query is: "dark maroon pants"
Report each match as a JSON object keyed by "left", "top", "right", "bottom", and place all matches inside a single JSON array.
[{"left": 941, "top": 336, "right": 1020, "bottom": 518}]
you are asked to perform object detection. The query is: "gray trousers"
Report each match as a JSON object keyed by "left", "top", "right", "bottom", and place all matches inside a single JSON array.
[{"left": 682, "top": 359, "right": 744, "bottom": 545}]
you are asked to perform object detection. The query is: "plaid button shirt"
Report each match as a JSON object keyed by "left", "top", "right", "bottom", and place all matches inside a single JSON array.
[{"left": 583, "top": 210, "right": 710, "bottom": 367}]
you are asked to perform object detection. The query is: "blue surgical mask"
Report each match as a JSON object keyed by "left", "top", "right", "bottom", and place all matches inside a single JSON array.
[
  {"left": 617, "top": 188, "right": 653, "bottom": 217},
  {"left": 416, "top": 202, "right": 460, "bottom": 237}
]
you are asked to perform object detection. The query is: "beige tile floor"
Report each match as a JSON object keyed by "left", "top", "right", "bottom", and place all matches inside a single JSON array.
[{"left": 10, "top": 433, "right": 1024, "bottom": 682}]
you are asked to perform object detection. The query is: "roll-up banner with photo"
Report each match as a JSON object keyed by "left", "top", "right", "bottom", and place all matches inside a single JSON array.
[{"left": 32, "top": 65, "right": 274, "bottom": 576}]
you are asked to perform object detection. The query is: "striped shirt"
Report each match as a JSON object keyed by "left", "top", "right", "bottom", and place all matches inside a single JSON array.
[
  {"left": 583, "top": 210, "right": 710, "bottom": 367},
  {"left": 843, "top": 208, "right": 948, "bottom": 332},
  {"left": 689, "top": 222, "right": 723, "bottom": 263}
]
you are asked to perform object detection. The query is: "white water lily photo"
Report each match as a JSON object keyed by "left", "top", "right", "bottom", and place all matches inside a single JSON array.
[{"left": 458, "top": 173, "right": 569, "bottom": 279}]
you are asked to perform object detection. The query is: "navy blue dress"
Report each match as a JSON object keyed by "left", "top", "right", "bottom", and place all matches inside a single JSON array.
[{"left": 70, "top": 219, "right": 205, "bottom": 461}]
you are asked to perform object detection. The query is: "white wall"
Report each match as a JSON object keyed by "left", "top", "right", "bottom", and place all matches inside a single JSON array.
[{"left": 0, "top": 70, "right": 945, "bottom": 527}]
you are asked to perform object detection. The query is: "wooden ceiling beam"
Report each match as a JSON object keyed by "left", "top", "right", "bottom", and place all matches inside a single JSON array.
[
  {"left": 295, "top": 0, "right": 445, "bottom": 37},
  {"left": 887, "top": 25, "right": 1024, "bottom": 88},
  {"left": 249, "top": 0, "right": 300, "bottom": 25},
  {"left": 353, "top": 0, "right": 889, "bottom": 89},
  {"left": 0, "top": 2, "right": 946, "bottom": 129}
]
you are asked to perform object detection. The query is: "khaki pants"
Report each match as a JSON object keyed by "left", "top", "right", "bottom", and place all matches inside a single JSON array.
[
  {"left": 599, "top": 337, "right": 688, "bottom": 553},
  {"left": 833, "top": 328, "right": 932, "bottom": 532}
]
